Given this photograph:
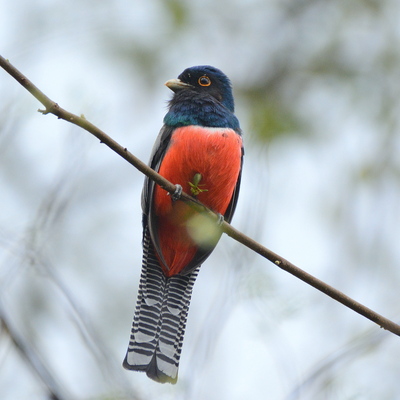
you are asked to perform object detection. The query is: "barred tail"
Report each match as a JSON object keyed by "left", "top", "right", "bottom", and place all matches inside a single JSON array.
[{"left": 123, "top": 229, "right": 199, "bottom": 384}]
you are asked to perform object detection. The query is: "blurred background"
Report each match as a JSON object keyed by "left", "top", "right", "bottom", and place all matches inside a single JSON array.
[{"left": 1, "top": 0, "right": 400, "bottom": 399}]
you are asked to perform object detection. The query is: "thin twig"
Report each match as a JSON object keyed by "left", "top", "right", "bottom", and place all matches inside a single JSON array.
[{"left": 1, "top": 54, "right": 399, "bottom": 337}]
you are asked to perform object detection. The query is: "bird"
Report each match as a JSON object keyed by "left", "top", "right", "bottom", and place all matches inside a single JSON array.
[{"left": 123, "top": 65, "right": 244, "bottom": 384}]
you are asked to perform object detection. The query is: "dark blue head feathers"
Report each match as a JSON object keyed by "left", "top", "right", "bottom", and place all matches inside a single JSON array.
[
  {"left": 176, "top": 66, "right": 235, "bottom": 112},
  {"left": 164, "top": 66, "right": 240, "bottom": 132}
]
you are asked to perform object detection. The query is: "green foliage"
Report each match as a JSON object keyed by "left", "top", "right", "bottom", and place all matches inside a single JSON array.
[
  {"left": 243, "top": 89, "right": 304, "bottom": 142},
  {"left": 165, "top": 0, "right": 189, "bottom": 28}
]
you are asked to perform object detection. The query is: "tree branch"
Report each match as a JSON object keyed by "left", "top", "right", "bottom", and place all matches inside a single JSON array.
[{"left": 1, "top": 54, "right": 399, "bottom": 337}]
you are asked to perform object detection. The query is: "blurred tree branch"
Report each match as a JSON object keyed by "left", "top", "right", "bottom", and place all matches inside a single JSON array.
[
  {"left": 1, "top": 54, "right": 399, "bottom": 338},
  {"left": 0, "top": 301, "right": 69, "bottom": 400}
]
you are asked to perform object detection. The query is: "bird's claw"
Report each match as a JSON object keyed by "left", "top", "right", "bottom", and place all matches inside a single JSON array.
[
  {"left": 216, "top": 213, "right": 224, "bottom": 225},
  {"left": 171, "top": 184, "right": 183, "bottom": 201}
]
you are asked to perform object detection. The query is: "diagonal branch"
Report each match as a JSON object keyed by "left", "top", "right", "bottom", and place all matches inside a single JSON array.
[{"left": 1, "top": 54, "right": 399, "bottom": 337}]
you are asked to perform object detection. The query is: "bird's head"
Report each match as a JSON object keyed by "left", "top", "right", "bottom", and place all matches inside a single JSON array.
[{"left": 165, "top": 65, "right": 235, "bottom": 113}]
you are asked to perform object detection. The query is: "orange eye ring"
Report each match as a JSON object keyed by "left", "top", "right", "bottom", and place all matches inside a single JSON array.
[{"left": 198, "top": 76, "right": 211, "bottom": 86}]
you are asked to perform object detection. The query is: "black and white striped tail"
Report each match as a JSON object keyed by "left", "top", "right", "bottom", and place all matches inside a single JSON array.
[{"left": 123, "top": 229, "right": 199, "bottom": 384}]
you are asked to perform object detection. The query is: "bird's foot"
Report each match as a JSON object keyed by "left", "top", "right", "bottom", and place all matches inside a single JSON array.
[
  {"left": 171, "top": 184, "right": 183, "bottom": 201},
  {"left": 216, "top": 213, "right": 224, "bottom": 225}
]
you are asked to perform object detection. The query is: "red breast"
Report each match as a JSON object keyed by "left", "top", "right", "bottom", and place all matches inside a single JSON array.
[{"left": 153, "top": 126, "right": 242, "bottom": 276}]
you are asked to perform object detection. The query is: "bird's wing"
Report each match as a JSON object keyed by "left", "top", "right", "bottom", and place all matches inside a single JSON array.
[
  {"left": 141, "top": 125, "right": 174, "bottom": 218},
  {"left": 222, "top": 143, "right": 244, "bottom": 224}
]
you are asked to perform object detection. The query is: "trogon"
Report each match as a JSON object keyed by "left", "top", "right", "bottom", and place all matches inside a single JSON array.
[{"left": 123, "top": 65, "right": 244, "bottom": 384}]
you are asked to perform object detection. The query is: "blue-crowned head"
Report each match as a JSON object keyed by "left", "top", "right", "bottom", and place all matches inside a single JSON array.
[{"left": 165, "top": 65, "right": 235, "bottom": 113}]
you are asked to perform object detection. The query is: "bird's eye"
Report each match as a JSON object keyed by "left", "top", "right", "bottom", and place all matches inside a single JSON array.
[{"left": 198, "top": 76, "right": 211, "bottom": 86}]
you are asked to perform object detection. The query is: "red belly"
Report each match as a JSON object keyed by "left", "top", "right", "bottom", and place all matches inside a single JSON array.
[{"left": 153, "top": 126, "right": 242, "bottom": 276}]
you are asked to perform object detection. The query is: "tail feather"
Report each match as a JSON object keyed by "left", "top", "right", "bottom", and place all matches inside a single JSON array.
[{"left": 123, "top": 229, "right": 199, "bottom": 383}]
